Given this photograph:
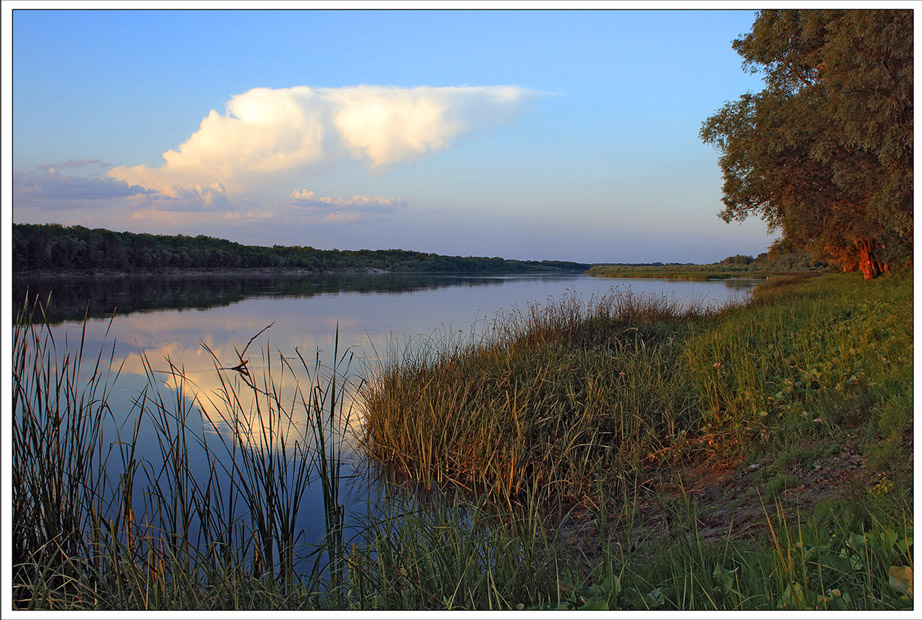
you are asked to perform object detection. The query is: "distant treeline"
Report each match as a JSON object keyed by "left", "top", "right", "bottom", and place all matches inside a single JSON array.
[
  {"left": 595, "top": 249, "right": 827, "bottom": 272},
  {"left": 586, "top": 248, "right": 828, "bottom": 280},
  {"left": 13, "top": 224, "right": 590, "bottom": 275}
]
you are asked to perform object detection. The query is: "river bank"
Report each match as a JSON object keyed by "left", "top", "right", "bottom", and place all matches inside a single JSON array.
[
  {"left": 361, "top": 271, "right": 913, "bottom": 609},
  {"left": 12, "top": 272, "right": 912, "bottom": 610},
  {"left": 586, "top": 264, "right": 823, "bottom": 281},
  {"left": 14, "top": 265, "right": 582, "bottom": 280}
]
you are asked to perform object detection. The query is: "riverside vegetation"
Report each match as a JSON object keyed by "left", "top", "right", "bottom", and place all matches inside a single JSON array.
[
  {"left": 12, "top": 272, "right": 912, "bottom": 610},
  {"left": 586, "top": 248, "right": 828, "bottom": 281},
  {"left": 12, "top": 223, "right": 589, "bottom": 275}
]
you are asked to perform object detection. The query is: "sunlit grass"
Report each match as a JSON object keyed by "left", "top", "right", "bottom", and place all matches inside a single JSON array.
[
  {"left": 362, "top": 274, "right": 911, "bottom": 502},
  {"left": 359, "top": 289, "right": 724, "bottom": 508},
  {"left": 684, "top": 273, "right": 913, "bottom": 461}
]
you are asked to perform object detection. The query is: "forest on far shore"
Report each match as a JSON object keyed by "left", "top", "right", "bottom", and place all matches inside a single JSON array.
[{"left": 12, "top": 223, "right": 591, "bottom": 275}]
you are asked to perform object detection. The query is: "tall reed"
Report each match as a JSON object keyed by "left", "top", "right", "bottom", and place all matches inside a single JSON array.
[
  {"left": 12, "top": 297, "right": 354, "bottom": 609},
  {"left": 359, "top": 289, "right": 721, "bottom": 508},
  {"left": 12, "top": 296, "right": 120, "bottom": 606}
]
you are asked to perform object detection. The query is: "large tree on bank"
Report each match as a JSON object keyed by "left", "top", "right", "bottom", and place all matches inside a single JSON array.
[{"left": 701, "top": 10, "right": 912, "bottom": 279}]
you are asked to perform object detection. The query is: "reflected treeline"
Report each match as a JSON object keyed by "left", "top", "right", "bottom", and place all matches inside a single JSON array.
[
  {"left": 712, "top": 277, "right": 766, "bottom": 289},
  {"left": 13, "top": 272, "right": 527, "bottom": 324}
]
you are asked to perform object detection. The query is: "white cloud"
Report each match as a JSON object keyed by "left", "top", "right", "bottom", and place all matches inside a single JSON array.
[
  {"left": 289, "top": 189, "right": 407, "bottom": 210},
  {"left": 289, "top": 189, "right": 408, "bottom": 225},
  {"left": 109, "top": 85, "right": 543, "bottom": 195},
  {"left": 145, "top": 182, "right": 231, "bottom": 212},
  {"left": 13, "top": 167, "right": 240, "bottom": 216}
]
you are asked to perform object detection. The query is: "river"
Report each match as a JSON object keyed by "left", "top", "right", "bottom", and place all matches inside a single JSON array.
[{"left": 12, "top": 271, "right": 759, "bottom": 563}]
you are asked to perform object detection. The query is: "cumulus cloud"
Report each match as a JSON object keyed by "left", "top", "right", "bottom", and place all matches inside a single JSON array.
[
  {"left": 140, "top": 182, "right": 231, "bottom": 212},
  {"left": 13, "top": 168, "right": 236, "bottom": 214},
  {"left": 109, "top": 85, "right": 544, "bottom": 194}
]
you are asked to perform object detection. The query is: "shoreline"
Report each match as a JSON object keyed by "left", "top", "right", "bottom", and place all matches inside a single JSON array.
[{"left": 13, "top": 266, "right": 590, "bottom": 280}]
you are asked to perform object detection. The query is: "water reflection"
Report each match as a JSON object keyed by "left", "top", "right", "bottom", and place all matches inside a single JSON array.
[
  {"left": 716, "top": 277, "right": 769, "bottom": 289},
  {"left": 13, "top": 272, "right": 513, "bottom": 324},
  {"left": 15, "top": 272, "right": 759, "bottom": 550},
  {"left": 17, "top": 273, "right": 758, "bottom": 431}
]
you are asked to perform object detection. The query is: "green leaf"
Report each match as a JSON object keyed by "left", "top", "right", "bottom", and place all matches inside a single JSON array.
[
  {"left": 779, "top": 582, "right": 807, "bottom": 610},
  {"left": 828, "top": 590, "right": 855, "bottom": 610},
  {"left": 645, "top": 588, "right": 666, "bottom": 608},
  {"left": 838, "top": 548, "right": 863, "bottom": 571},
  {"left": 888, "top": 566, "right": 913, "bottom": 598},
  {"left": 580, "top": 597, "right": 610, "bottom": 610},
  {"left": 712, "top": 565, "right": 737, "bottom": 593}
]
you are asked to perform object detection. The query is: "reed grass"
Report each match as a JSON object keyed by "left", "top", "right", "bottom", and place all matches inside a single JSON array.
[
  {"left": 362, "top": 274, "right": 911, "bottom": 501},
  {"left": 12, "top": 272, "right": 912, "bottom": 611},
  {"left": 12, "top": 296, "right": 354, "bottom": 609},
  {"left": 359, "top": 289, "right": 727, "bottom": 508}
]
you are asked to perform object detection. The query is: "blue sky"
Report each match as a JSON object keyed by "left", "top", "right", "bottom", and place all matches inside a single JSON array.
[{"left": 8, "top": 6, "right": 776, "bottom": 263}]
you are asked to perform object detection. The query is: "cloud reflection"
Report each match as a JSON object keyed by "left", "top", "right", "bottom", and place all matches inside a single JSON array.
[{"left": 107, "top": 319, "right": 370, "bottom": 456}]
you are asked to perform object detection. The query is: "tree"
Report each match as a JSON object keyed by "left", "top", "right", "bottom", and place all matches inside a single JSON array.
[{"left": 701, "top": 10, "right": 912, "bottom": 279}]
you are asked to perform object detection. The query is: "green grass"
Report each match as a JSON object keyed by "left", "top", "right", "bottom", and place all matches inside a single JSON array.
[
  {"left": 557, "top": 487, "right": 913, "bottom": 611},
  {"left": 684, "top": 273, "right": 913, "bottom": 462},
  {"left": 362, "top": 273, "right": 912, "bottom": 503},
  {"left": 12, "top": 272, "right": 913, "bottom": 610},
  {"left": 341, "top": 486, "right": 568, "bottom": 610},
  {"left": 586, "top": 264, "right": 820, "bottom": 280},
  {"left": 360, "top": 289, "right": 720, "bottom": 507}
]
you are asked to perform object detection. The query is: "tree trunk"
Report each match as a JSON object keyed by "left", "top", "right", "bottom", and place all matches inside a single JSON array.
[{"left": 857, "top": 239, "right": 883, "bottom": 280}]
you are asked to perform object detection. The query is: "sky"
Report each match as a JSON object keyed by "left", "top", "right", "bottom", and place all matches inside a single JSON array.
[{"left": 6, "top": 4, "right": 779, "bottom": 264}]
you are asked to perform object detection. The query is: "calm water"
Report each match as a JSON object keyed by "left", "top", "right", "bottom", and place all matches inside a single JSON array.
[{"left": 14, "top": 272, "right": 758, "bottom": 556}]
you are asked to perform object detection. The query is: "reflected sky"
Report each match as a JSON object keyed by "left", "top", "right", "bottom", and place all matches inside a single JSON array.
[
  {"left": 19, "top": 272, "right": 758, "bottom": 550},
  {"left": 35, "top": 274, "right": 757, "bottom": 445}
]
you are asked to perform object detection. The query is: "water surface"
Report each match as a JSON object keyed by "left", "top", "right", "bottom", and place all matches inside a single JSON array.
[{"left": 14, "top": 272, "right": 758, "bottom": 554}]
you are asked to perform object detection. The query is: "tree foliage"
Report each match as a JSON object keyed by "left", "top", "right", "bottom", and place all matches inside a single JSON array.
[
  {"left": 12, "top": 223, "right": 589, "bottom": 275},
  {"left": 701, "top": 10, "right": 912, "bottom": 279}
]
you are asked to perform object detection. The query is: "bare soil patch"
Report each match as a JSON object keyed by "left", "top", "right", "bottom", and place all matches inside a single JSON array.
[{"left": 558, "top": 429, "right": 911, "bottom": 568}]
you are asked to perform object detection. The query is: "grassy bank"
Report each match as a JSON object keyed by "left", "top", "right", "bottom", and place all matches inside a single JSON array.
[
  {"left": 363, "top": 274, "right": 912, "bottom": 502},
  {"left": 12, "top": 273, "right": 913, "bottom": 610},
  {"left": 361, "top": 272, "right": 913, "bottom": 609},
  {"left": 586, "top": 263, "right": 819, "bottom": 280},
  {"left": 361, "top": 289, "right": 714, "bottom": 507}
]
